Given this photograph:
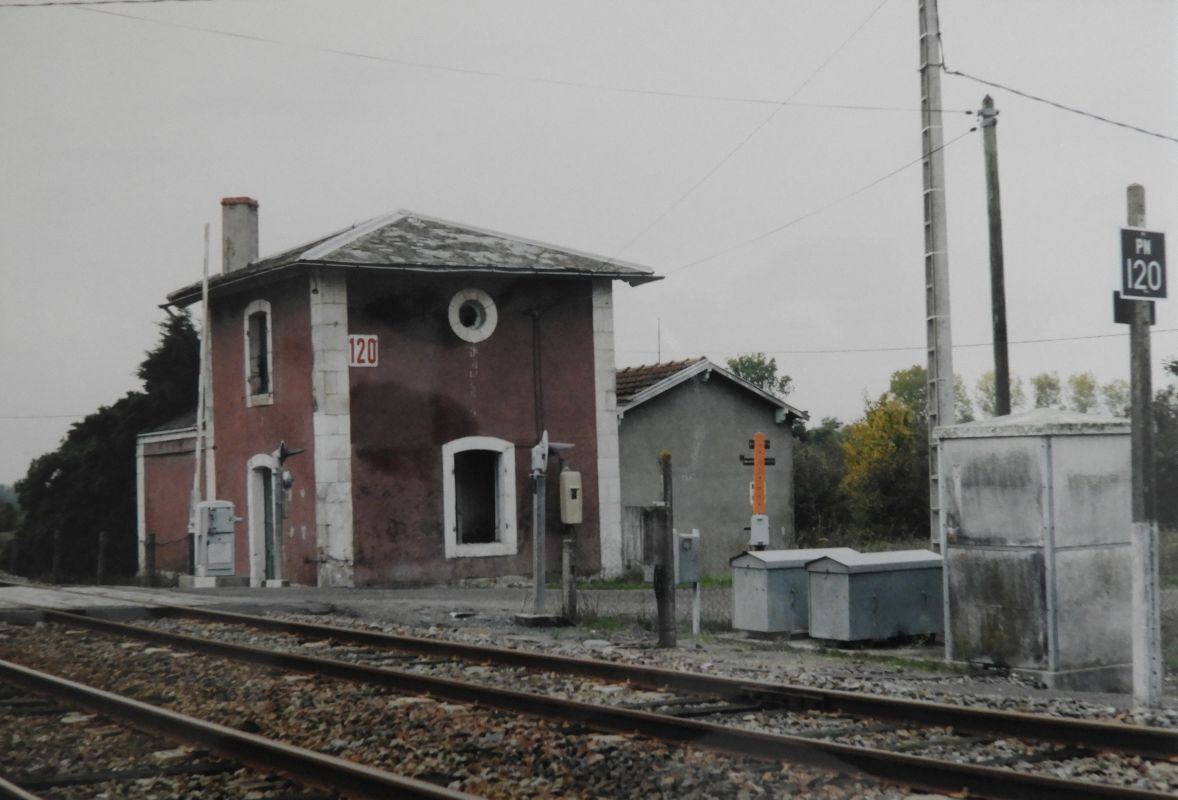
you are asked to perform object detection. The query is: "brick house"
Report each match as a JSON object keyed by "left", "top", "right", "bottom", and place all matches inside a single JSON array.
[{"left": 138, "top": 198, "right": 658, "bottom": 586}]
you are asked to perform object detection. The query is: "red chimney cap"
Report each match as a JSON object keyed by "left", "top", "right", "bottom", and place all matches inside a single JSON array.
[{"left": 221, "top": 196, "right": 259, "bottom": 208}]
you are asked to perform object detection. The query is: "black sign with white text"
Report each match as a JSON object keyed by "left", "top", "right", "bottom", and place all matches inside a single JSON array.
[{"left": 1121, "top": 228, "right": 1167, "bottom": 299}]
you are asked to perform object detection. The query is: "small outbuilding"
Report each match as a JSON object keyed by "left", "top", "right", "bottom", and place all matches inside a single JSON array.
[{"left": 616, "top": 358, "right": 807, "bottom": 576}]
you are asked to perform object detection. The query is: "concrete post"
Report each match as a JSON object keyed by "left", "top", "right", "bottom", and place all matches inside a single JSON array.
[
  {"left": 919, "top": 0, "right": 956, "bottom": 547},
  {"left": 1127, "top": 183, "right": 1163, "bottom": 708},
  {"left": 561, "top": 534, "right": 577, "bottom": 623}
]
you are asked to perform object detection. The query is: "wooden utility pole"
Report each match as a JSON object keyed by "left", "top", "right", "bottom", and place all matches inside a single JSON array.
[
  {"left": 919, "top": 0, "right": 956, "bottom": 548},
  {"left": 653, "top": 451, "right": 676, "bottom": 648},
  {"left": 980, "top": 95, "right": 1010, "bottom": 416},
  {"left": 1127, "top": 184, "right": 1163, "bottom": 708}
]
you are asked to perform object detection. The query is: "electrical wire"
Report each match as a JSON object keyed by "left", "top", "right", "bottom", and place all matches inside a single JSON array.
[
  {"left": 941, "top": 66, "right": 1178, "bottom": 145},
  {"left": 1, "top": 0, "right": 207, "bottom": 7},
  {"left": 617, "top": 327, "right": 1178, "bottom": 358},
  {"left": 668, "top": 125, "right": 976, "bottom": 274},
  {"left": 603, "top": 0, "right": 896, "bottom": 265}
]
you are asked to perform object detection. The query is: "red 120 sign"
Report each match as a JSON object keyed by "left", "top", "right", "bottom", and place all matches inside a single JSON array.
[{"left": 348, "top": 334, "right": 379, "bottom": 367}]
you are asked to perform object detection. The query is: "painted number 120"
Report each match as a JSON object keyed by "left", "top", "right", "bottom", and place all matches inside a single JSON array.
[
  {"left": 349, "top": 334, "right": 379, "bottom": 367},
  {"left": 1125, "top": 258, "right": 1164, "bottom": 294}
]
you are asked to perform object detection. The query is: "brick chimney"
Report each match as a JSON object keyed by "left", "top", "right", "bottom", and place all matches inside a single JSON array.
[{"left": 221, "top": 197, "right": 259, "bottom": 273}]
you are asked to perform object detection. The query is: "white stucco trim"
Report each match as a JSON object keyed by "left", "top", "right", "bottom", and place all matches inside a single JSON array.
[
  {"left": 442, "top": 436, "right": 517, "bottom": 559},
  {"left": 592, "top": 280, "right": 623, "bottom": 577},
  {"left": 243, "top": 299, "right": 275, "bottom": 407},
  {"left": 246, "top": 452, "right": 280, "bottom": 587},
  {"left": 310, "top": 271, "right": 355, "bottom": 586}
]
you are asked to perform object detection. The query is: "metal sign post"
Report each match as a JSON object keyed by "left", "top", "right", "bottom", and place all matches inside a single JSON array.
[{"left": 1119, "top": 184, "right": 1165, "bottom": 709}]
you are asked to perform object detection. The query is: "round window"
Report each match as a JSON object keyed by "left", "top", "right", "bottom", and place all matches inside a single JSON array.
[{"left": 448, "top": 288, "right": 497, "bottom": 343}]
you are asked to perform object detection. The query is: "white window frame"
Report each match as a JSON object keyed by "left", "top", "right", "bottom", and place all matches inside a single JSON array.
[
  {"left": 442, "top": 436, "right": 517, "bottom": 558},
  {"left": 246, "top": 453, "right": 281, "bottom": 587},
  {"left": 243, "top": 299, "right": 274, "bottom": 406}
]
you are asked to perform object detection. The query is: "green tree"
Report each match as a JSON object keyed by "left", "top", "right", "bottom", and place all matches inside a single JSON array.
[
  {"left": 1067, "top": 371, "right": 1099, "bottom": 413},
  {"left": 13, "top": 314, "right": 198, "bottom": 580},
  {"left": 1101, "top": 379, "right": 1130, "bottom": 417},
  {"left": 975, "top": 371, "right": 1026, "bottom": 418},
  {"left": 877, "top": 365, "right": 973, "bottom": 424},
  {"left": 1031, "top": 372, "right": 1063, "bottom": 409},
  {"left": 725, "top": 352, "right": 792, "bottom": 398},
  {"left": 791, "top": 417, "right": 849, "bottom": 544}
]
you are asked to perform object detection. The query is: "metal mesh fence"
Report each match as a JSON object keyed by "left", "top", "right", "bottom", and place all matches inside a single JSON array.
[{"left": 574, "top": 586, "right": 732, "bottom": 633}]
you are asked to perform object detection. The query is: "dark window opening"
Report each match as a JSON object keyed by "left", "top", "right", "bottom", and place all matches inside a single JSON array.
[
  {"left": 454, "top": 449, "right": 498, "bottom": 544},
  {"left": 248, "top": 310, "right": 270, "bottom": 395},
  {"left": 458, "top": 300, "right": 485, "bottom": 329}
]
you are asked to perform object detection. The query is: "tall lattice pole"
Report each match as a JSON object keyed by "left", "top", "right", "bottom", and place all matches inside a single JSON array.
[{"left": 919, "top": 0, "right": 956, "bottom": 548}]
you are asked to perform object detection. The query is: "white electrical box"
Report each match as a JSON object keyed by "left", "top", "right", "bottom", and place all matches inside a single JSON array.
[
  {"left": 559, "top": 470, "right": 583, "bottom": 525},
  {"left": 674, "top": 529, "right": 701, "bottom": 584},
  {"left": 748, "top": 514, "right": 770, "bottom": 549},
  {"left": 195, "top": 500, "right": 236, "bottom": 577}
]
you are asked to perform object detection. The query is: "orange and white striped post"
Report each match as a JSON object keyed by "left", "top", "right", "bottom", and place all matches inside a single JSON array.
[{"left": 741, "top": 432, "right": 774, "bottom": 550}]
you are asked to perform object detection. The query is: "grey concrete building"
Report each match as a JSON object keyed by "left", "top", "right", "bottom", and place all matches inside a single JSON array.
[{"left": 616, "top": 358, "right": 807, "bottom": 576}]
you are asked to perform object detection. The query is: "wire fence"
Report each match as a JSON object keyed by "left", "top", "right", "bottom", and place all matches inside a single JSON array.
[{"left": 575, "top": 586, "right": 733, "bottom": 633}]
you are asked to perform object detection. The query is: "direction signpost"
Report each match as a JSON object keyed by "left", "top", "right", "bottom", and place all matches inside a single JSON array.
[{"left": 1117, "top": 185, "right": 1165, "bottom": 709}]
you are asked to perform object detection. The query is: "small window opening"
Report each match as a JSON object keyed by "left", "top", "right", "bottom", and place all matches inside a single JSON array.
[
  {"left": 458, "top": 300, "right": 485, "bottom": 330},
  {"left": 248, "top": 310, "right": 270, "bottom": 395},
  {"left": 454, "top": 449, "right": 498, "bottom": 544}
]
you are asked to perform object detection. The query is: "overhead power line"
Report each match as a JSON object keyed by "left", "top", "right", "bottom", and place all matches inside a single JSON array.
[
  {"left": 941, "top": 66, "right": 1178, "bottom": 145},
  {"left": 603, "top": 0, "right": 895, "bottom": 264},
  {"left": 617, "top": 327, "right": 1178, "bottom": 358},
  {"left": 668, "top": 126, "right": 977, "bottom": 274},
  {"left": 1, "top": 0, "right": 207, "bottom": 7}
]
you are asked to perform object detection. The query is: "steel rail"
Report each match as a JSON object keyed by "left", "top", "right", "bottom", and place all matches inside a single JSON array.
[
  {"left": 155, "top": 603, "right": 1178, "bottom": 761},
  {"left": 32, "top": 608, "right": 1175, "bottom": 800},
  {"left": 0, "top": 775, "right": 44, "bottom": 800},
  {"left": 0, "top": 657, "right": 477, "bottom": 800}
]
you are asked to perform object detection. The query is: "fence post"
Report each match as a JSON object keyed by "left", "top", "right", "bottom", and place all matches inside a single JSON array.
[
  {"left": 96, "top": 530, "right": 108, "bottom": 585},
  {"left": 51, "top": 528, "right": 64, "bottom": 584},
  {"left": 145, "top": 533, "right": 157, "bottom": 587},
  {"left": 561, "top": 534, "right": 577, "bottom": 623},
  {"left": 653, "top": 451, "right": 676, "bottom": 648}
]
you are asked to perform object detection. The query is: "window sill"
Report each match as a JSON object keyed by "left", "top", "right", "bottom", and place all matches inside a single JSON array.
[
  {"left": 444, "top": 539, "right": 516, "bottom": 559},
  {"left": 247, "top": 393, "right": 275, "bottom": 408}
]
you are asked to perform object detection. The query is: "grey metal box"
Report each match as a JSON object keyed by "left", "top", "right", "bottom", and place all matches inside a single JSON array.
[
  {"left": 674, "top": 529, "right": 700, "bottom": 585},
  {"left": 730, "top": 548, "right": 858, "bottom": 634},
  {"left": 807, "top": 550, "right": 942, "bottom": 642},
  {"left": 935, "top": 409, "right": 1132, "bottom": 691}
]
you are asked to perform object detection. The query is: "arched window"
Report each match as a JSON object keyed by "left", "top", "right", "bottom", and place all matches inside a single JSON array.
[
  {"left": 442, "top": 436, "right": 516, "bottom": 558},
  {"left": 243, "top": 299, "right": 274, "bottom": 406}
]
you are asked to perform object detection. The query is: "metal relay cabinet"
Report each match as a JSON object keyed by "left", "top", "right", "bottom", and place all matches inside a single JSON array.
[
  {"left": 806, "top": 550, "right": 943, "bottom": 642},
  {"left": 935, "top": 409, "right": 1132, "bottom": 691},
  {"left": 730, "top": 548, "right": 858, "bottom": 634}
]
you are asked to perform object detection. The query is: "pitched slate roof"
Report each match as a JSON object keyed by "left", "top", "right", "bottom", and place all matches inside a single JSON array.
[
  {"left": 169, "top": 211, "right": 660, "bottom": 305},
  {"left": 615, "top": 357, "right": 807, "bottom": 421}
]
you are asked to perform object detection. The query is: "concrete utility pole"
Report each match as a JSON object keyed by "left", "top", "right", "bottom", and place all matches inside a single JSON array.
[
  {"left": 919, "top": 0, "right": 956, "bottom": 547},
  {"left": 1127, "top": 184, "right": 1163, "bottom": 708},
  {"left": 980, "top": 95, "right": 1010, "bottom": 416}
]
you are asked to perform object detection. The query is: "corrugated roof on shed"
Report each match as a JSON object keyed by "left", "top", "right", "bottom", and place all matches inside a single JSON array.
[{"left": 806, "top": 549, "right": 942, "bottom": 574}]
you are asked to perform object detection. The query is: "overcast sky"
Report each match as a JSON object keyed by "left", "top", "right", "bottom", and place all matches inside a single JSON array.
[{"left": 1, "top": 0, "right": 1175, "bottom": 486}]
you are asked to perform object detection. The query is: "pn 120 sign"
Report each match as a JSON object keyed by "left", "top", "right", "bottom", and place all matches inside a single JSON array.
[{"left": 1121, "top": 228, "right": 1166, "bottom": 299}]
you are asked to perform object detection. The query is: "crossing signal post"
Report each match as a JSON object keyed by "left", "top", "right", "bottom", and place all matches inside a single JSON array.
[{"left": 740, "top": 432, "right": 775, "bottom": 550}]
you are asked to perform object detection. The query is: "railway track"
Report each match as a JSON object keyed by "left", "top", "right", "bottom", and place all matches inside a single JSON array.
[
  {"left": 0, "top": 665, "right": 472, "bottom": 800},
  {"left": 2, "top": 604, "right": 1175, "bottom": 799}
]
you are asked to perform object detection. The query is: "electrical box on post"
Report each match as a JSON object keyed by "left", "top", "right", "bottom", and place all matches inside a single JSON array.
[
  {"left": 195, "top": 500, "right": 236, "bottom": 577},
  {"left": 674, "top": 529, "right": 700, "bottom": 585},
  {"left": 559, "top": 470, "right": 583, "bottom": 525}
]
